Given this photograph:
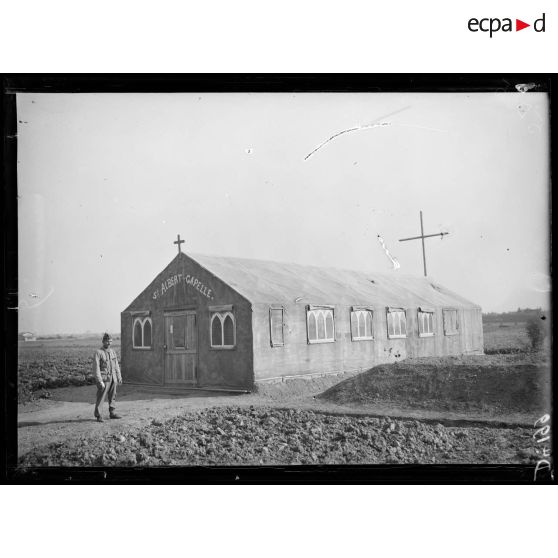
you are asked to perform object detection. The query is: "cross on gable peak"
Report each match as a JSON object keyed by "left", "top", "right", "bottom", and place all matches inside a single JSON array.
[{"left": 173, "top": 234, "right": 185, "bottom": 254}]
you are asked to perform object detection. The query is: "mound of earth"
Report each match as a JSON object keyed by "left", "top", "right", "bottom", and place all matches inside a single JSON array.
[
  {"left": 318, "top": 360, "right": 550, "bottom": 415},
  {"left": 253, "top": 372, "right": 360, "bottom": 400},
  {"left": 18, "top": 406, "right": 535, "bottom": 467}
]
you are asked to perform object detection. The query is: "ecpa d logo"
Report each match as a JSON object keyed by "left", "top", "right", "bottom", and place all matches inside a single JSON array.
[{"left": 468, "top": 13, "right": 545, "bottom": 37}]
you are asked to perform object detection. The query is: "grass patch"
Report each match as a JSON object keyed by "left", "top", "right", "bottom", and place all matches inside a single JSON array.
[{"left": 318, "top": 354, "right": 550, "bottom": 416}]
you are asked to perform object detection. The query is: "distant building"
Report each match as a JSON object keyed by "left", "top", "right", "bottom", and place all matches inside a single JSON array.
[
  {"left": 121, "top": 252, "right": 483, "bottom": 391},
  {"left": 19, "top": 332, "right": 36, "bottom": 342}
]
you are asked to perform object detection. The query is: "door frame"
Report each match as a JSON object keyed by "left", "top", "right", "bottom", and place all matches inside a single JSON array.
[{"left": 163, "top": 308, "right": 199, "bottom": 386}]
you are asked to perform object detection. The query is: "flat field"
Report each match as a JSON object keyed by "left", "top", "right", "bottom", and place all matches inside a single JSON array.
[
  {"left": 482, "top": 322, "right": 531, "bottom": 352},
  {"left": 18, "top": 337, "right": 121, "bottom": 403}
]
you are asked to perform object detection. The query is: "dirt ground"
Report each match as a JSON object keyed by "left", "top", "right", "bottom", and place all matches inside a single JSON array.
[
  {"left": 16, "top": 328, "right": 550, "bottom": 467},
  {"left": 17, "top": 371, "right": 541, "bottom": 467}
]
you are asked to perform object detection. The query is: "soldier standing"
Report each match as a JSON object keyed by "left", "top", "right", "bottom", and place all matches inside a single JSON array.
[{"left": 92, "top": 333, "right": 123, "bottom": 422}]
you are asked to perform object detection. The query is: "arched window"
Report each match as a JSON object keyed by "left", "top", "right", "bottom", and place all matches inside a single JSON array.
[
  {"left": 325, "top": 312, "right": 334, "bottom": 339},
  {"left": 211, "top": 314, "right": 222, "bottom": 346},
  {"left": 386, "top": 308, "right": 406, "bottom": 339},
  {"left": 307, "top": 306, "right": 335, "bottom": 343},
  {"left": 308, "top": 312, "right": 317, "bottom": 340},
  {"left": 351, "top": 309, "right": 374, "bottom": 341},
  {"left": 358, "top": 312, "right": 365, "bottom": 333},
  {"left": 365, "top": 312, "right": 372, "bottom": 337},
  {"left": 223, "top": 314, "right": 235, "bottom": 345},
  {"left": 210, "top": 311, "right": 236, "bottom": 348},
  {"left": 133, "top": 316, "right": 153, "bottom": 349},
  {"left": 144, "top": 319, "right": 152, "bottom": 346},
  {"left": 134, "top": 320, "right": 143, "bottom": 347},
  {"left": 418, "top": 308, "right": 435, "bottom": 337},
  {"left": 317, "top": 312, "right": 326, "bottom": 339}
]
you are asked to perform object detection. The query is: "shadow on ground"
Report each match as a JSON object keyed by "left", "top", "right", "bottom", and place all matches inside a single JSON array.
[
  {"left": 18, "top": 418, "right": 98, "bottom": 428},
  {"left": 45, "top": 384, "right": 246, "bottom": 404}
]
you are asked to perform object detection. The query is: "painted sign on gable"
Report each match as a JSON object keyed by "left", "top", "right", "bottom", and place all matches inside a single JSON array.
[{"left": 152, "top": 272, "right": 214, "bottom": 300}]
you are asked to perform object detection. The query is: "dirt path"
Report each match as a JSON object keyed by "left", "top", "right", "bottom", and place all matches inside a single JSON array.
[
  {"left": 18, "top": 386, "right": 250, "bottom": 456},
  {"left": 18, "top": 383, "right": 535, "bottom": 459}
]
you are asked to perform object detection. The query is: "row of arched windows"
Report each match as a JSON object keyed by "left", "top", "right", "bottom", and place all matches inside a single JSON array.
[
  {"left": 303, "top": 307, "right": 460, "bottom": 343},
  {"left": 132, "top": 307, "right": 460, "bottom": 349},
  {"left": 132, "top": 313, "right": 237, "bottom": 350}
]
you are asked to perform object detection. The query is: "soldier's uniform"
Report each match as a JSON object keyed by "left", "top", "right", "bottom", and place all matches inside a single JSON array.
[{"left": 92, "top": 340, "right": 122, "bottom": 420}]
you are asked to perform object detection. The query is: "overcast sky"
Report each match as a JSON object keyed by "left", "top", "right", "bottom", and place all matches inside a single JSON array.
[{"left": 17, "top": 92, "right": 550, "bottom": 335}]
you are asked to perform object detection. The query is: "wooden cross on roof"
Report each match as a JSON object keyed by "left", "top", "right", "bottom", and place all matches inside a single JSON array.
[
  {"left": 174, "top": 234, "right": 185, "bottom": 254},
  {"left": 399, "top": 211, "right": 448, "bottom": 277}
]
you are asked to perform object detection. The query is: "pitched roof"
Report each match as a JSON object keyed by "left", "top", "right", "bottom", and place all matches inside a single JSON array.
[{"left": 188, "top": 253, "right": 480, "bottom": 309}]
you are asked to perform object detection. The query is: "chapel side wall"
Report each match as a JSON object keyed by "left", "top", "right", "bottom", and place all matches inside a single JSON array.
[
  {"left": 252, "top": 303, "right": 408, "bottom": 381},
  {"left": 121, "top": 254, "right": 253, "bottom": 389},
  {"left": 403, "top": 307, "right": 484, "bottom": 358},
  {"left": 252, "top": 304, "right": 484, "bottom": 381}
]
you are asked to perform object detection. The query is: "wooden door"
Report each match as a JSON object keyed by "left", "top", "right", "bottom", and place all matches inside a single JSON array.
[{"left": 164, "top": 311, "right": 197, "bottom": 385}]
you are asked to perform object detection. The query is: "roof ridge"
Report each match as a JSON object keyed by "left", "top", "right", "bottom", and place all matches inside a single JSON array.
[{"left": 189, "top": 252, "right": 422, "bottom": 280}]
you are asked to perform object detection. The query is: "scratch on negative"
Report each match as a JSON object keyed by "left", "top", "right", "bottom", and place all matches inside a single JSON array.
[
  {"left": 377, "top": 235, "right": 401, "bottom": 270},
  {"left": 304, "top": 106, "right": 411, "bottom": 161},
  {"left": 19, "top": 287, "right": 55, "bottom": 309},
  {"left": 304, "top": 123, "right": 390, "bottom": 160}
]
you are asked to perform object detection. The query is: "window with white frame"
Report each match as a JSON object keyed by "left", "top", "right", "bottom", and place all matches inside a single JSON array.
[
  {"left": 133, "top": 316, "right": 152, "bottom": 349},
  {"left": 443, "top": 309, "right": 459, "bottom": 335},
  {"left": 269, "top": 307, "right": 285, "bottom": 347},
  {"left": 418, "top": 309, "right": 435, "bottom": 337},
  {"left": 210, "top": 310, "right": 236, "bottom": 348},
  {"left": 307, "top": 306, "right": 335, "bottom": 343},
  {"left": 351, "top": 308, "right": 374, "bottom": 341},
  {"left": 386, "top": 308, "right": 406, "bottom": 338}
]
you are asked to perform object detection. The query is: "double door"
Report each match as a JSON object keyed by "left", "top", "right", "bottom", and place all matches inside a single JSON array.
[{"left": 164, "top": 311, "right": 198, "bottom": 385}]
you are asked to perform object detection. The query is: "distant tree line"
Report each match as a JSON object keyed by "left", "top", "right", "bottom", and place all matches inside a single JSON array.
[
  {"left": 36, "top": 334, "right": 77, "bottom": 340},
  {"left": 482, "top": 307, "right": 545, "bottom": 324},
  {"left": 32, "top": 333, "right": 121, "bottom": 340}
]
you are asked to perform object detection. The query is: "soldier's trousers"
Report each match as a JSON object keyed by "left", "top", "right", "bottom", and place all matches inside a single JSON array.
[{"left": 94, "top": 377, "right": 117, "bottom": 417}]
